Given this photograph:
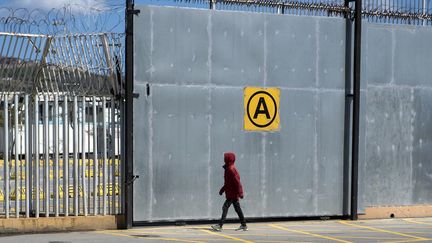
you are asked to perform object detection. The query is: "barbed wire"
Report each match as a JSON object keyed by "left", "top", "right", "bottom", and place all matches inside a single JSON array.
[
  {"left": 0, "top": 2, "right": 125, "bottom": 96},
  {"left": 0, "top": 3, "right": 124, "bottom": 35}
]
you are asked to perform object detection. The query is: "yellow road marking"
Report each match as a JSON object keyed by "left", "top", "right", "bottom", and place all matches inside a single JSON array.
[
  {"left": 125, "top": 226, "right": 208, "bottom": 231},
  {"left": 97, "top": 230, "right": 206, "bottom": 243},
  {"left": 403, "top": 219, "right": 432, "bottom": 226},
  {"left": 255, "top": 241, "right": 314, "bottom": 243},
  {"left": 103, "top": 231, "right": 208, "bottom": 236},
  {"left": 338, "top": 236, "right": 405, "bottom": 240},
  {"left": 383, "top": 239, "right": 432, "bottom": 243},
  {"left": 268, "top": 224, "right": 352, "bottom": 243},
  {"left": 96, "top": 231, "right": 135, "bottom": 238},
  {"left": 338, "top": 221, "right": 430, "bottom": 241},
  {"left": 200, "top": 229, "right": 253, "bottom": 243}
]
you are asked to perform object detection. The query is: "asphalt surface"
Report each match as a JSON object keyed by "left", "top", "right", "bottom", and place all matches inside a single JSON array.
[{"left": 2, "top": 218, "right": 432, "bottom": 242}]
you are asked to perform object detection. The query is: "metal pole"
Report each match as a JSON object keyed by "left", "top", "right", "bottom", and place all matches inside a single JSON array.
[
  {"left": 63, "top": 96, "right": 69, "bottom": 216},
  {"left": 44, "top": 95, "right": 49, "bottom": 217},
  {"left": 351, "top": 0, "right": 362, "bottom": 221},
  {"left": 4, "top": 96, "right": 9, "bottom": 218},
  {"left": 111, "top": 99, "right": 116, "bottom": 214},
  {"left": 25, "top": 95, "right": 30, "bottom": 218},
  {"left": 73, "top": 96, "right": 79, "bottom": 215},
  {"left": 34, "top": 95, "right": 40, "bottom": 218},
  {"left": 125, "top": 0, "right": 135, "bottom": 229},
  {"left": 54, "top": 94, "right": 59, "bottom": 217},
  {"left": 82, "top": 96, "right": 88, "bottom": 216},
  {"left": 103, "top": 97, "right": 108, "bottom": 215},
  {"left": 14, "top": 94, "right": 19, "bottom": 218},
  {"left": 93, "top": 97, "right": 98, "bottom": 216},
  {"left": 343, "top": 0, "right": 353, "bottom": 218},
  {"left": 210, "top": 0, "right": 216, "bottom": 10}
]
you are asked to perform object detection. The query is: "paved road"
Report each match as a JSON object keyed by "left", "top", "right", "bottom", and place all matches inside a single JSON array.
[{"left": 2, "top": 218, "right": 432, "bottom": 242}]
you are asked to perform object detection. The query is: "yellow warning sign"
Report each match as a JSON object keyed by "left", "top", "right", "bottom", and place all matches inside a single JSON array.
[{"left": 244, "top": 87, "right": 280, "bottom": 131}]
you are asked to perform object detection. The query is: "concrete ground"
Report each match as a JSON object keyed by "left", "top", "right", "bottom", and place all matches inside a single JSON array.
[{"left": 2, "top": 218, "right": 432, "bottom": 242}]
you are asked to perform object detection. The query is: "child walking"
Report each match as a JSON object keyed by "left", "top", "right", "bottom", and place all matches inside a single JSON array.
[{"left": 212, "top": 152, "right": 247, "bottom": 231}]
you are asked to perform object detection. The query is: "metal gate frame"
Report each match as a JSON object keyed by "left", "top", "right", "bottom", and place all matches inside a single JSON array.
[{"left": 124, "top": 0, "right": 363, "bottom": 227}]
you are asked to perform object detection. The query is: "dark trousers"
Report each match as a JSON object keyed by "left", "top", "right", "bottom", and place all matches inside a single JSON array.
[{"left": 219, "top": 199, "right": 246, "bottom": 226}]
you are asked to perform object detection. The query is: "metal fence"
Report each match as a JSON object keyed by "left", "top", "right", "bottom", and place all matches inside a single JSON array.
[
  {"left": 0, "top": 94, "right": 122, "bottom": 218},
  {"left": 0, "top": 32, "right": 123, "bottom": 95},
  {"left": 0, "top": 32, "right": 123, "bottom": 218}
]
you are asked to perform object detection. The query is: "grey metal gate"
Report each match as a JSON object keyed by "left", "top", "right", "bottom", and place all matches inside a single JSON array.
[{"left": 132, "top": 5, "right": 347, "bottom": 222}]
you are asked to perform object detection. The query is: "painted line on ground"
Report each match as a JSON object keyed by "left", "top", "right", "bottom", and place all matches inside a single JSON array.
[
  {"left": 338, "top": 221, "right": 430, "bottom": 241},
  {"left": 268, "top": 224, "right": 353, "bottom": 243},
  {"left": 338, "top": 236, "right": 406, "bottom": 240},
  {"left": 383, "top": 238, "right": 432, "bottom": 243},
  {"left": 97, "top": 230, "right": 207, "bottom": 243},
  {"left": 403, "top": 219, "right": 432, "bottom": 226},
  {"left": 200, "top": 229, "right": 253, "bottom": 243},
  {"left": 255, "top": 240, "right": 314, "bottom": 243}
]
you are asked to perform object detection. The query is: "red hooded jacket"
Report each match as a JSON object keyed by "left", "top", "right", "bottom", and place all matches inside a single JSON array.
[{"left": 219, "top": 152, "right": 244, "bottom": 200}]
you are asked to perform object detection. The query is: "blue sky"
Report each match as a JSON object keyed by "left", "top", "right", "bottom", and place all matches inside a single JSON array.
[{"left": 0, "top": 0, "right": 210, "bottom": 33}]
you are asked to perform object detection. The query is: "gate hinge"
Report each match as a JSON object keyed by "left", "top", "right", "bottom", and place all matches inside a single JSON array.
[
  {"left": 127, "top": 9, "right": 141, "bottom": 15},
  {"left": 126, "top": 175, "right": 139, "bottom": 185}
]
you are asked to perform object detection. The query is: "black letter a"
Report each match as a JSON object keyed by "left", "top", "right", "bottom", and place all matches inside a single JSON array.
[{"left": 254, "top": 97, "right": 270, "bottom": 119}]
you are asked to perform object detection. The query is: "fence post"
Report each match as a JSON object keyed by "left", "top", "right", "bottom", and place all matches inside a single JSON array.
[
  {"left": 124, "top": 0, "right": 138, "bottom": 229},
  {"left": 342, "top": 0, "right": 353, "bottom": 219},
  {"left": 210, "top": 0, "right": 216, "bottom": 10},
  {"left": 351, "top": 0, "right": 362, "bottom": 221}
]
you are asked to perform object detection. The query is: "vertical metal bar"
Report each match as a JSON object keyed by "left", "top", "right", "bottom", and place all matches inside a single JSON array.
[
  {"left": 15, "top": 37, "right": 32, "bottom": 85},
  {"left": 54, "top": 94, "right": 59, "bottom": 217},
  {"left": 63, "top": 96, "right": 69, "bottom": 216},
  {"left": 44, "top": 95, "right": 49, "bottom": 217},
  {"left": 73, "top": 96, "right": 79, "bottom": 215},
  {"left": 93, "top": 97, "right": 99, "bottom": 215},
  {"left": 111, "top": 99, "right": 116, "bottom": 214},
  {"left": 4, "top": 96, "right": 10, "bottom": 218},
  {"left": 14, "top": 94, "right": 19, "bottom": 218},
  {"left": 343, "top": 0, "right": 353, "bottom": 218},
  {"left": 10, "top": 37, "right": 25, "bottom": 88},
  {"left": 25, "top": 95, "right": 30, "bottom": 218},
  {"left": 34, "top": 95, "right": 40, "bottom": 218},
  {"left": 351, "top": 0, "right": 362, "bottom": 221},
  {"left": 125, "top": 0, "right": 135, "bottom": 229},
  {"left": 82, "top": 97, "right": 88, "bottom": 216},
  {"left": 102, "top": 97, "right": 107, "bottom": 215},
  {"left": 100, "top": 35, "right": 118, "bottom": 96},
  {"left": 119, "top": 99, "right": 124, "bottom": 215}
]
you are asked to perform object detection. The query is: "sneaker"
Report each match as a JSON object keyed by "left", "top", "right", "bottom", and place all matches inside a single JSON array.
[
  {"left": 235, "top": 225, "right": 248, "bottom": 231},
  {"left": 211, "top": 224, "right": 222, "bottom": 231}
]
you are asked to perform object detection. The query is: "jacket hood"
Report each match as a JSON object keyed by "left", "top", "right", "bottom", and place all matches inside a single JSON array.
[{"left": 224, "top": 152, "right": 236, "bottom": 166}]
